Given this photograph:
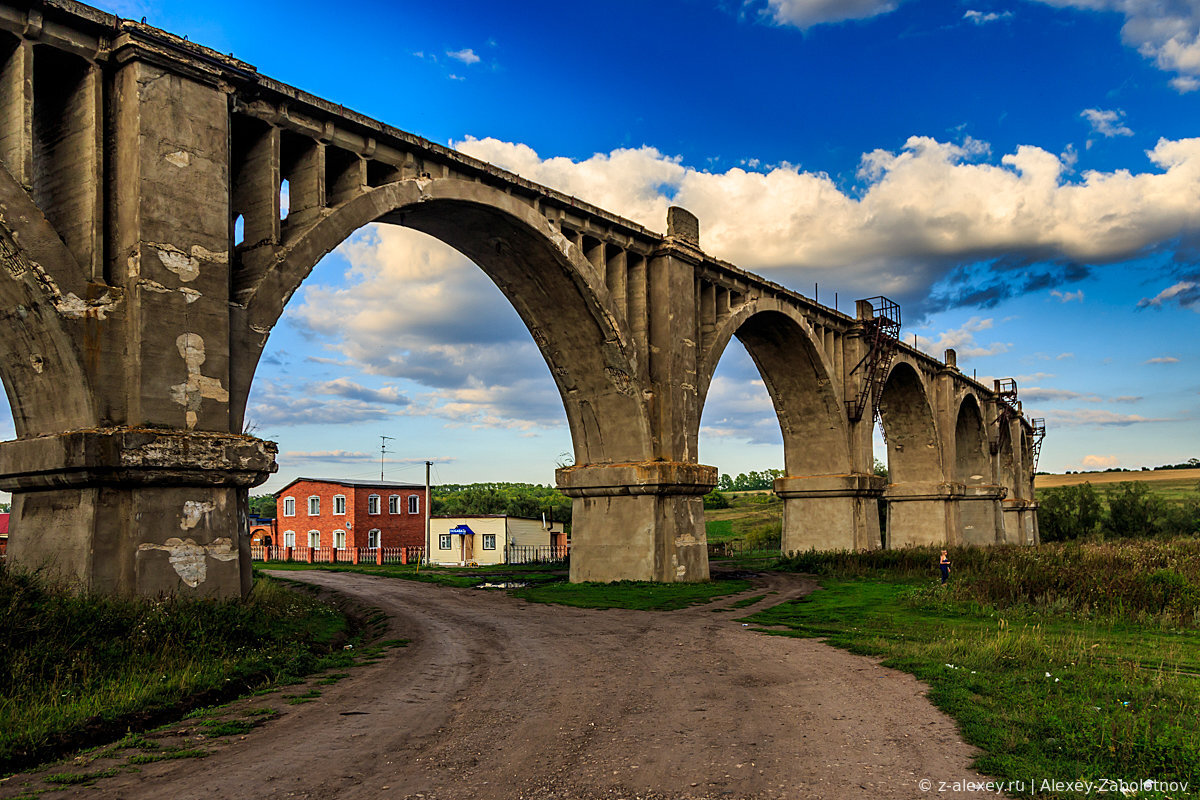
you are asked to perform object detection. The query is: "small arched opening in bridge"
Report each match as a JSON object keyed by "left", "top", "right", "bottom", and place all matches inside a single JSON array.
[
  {"left": 955, "top": 395, "right": 998, "bottom": 545},
  {"left": 698, "top": 304, "right": 858, "bottom": 556},
  {"left": 877, "top": 362, "right": 945, "bottom": 548}
]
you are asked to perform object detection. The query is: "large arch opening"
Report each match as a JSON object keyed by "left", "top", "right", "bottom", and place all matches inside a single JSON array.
[
  {"left": 877, "top": 361, "right": 945, "bottom": 547},
  {"left": 698, "top": 305, "right": 865, "bottom": 555},
  {"left": 238, "top": 181, "right": 651, "bottom": 470},
  {"left": 955, "top": 394, "right": 997, "bottom": 545},
  {"left": 234, "top": 179, "right": 656, "bottom": 577}
]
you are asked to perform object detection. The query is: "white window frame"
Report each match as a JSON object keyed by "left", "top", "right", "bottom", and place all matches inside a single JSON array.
[
  {"left": 283, "top": 530, "right": 295, "bottom": 547},
  {"left": 408, "top": 494, "right": 420, "bottom": 515},
  {"left": 368, "top": 529, "right": 380, "bottom": 548},
  {"left": 389, "top": 494, "right": 399, "bottom": 514},
  {"left": 482, "top": 533, "right": 496, "bottom": 550},
  {"left": 368, "top": 494, "right": 381, "bottom": 515},
  {"left": 439, "top": 534, "right": 451, "bottom": 550},
  {"left": 333, "top": 495, "right": 346, "bottom": 515},
  {"left": 308, "top": 530, "right": 321, "bottom": 548},
  {"left": 283, "top": 497, "right": 295, "bottom": 517},
  {"left": 333, "top": 529, "right": 347, "bottom": 548},
  {"left": 307, "top": 496, "right": 320, "bottom": 516}
]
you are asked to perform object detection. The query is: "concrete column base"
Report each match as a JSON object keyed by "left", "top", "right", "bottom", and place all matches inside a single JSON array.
[
  {"left": 0, "top": 428, "right": 277, "bottom": 597},
  {"left": 557, "top": 461, "right": 716, "bottom": 583},
  {"left": 1002, "top": 501, "right": 1039, "bottom": 545},
  {"left": 956, "top": 484, "right": 1007, "bottom": 546},
  {"left": 884, "top": 482, "right": 953, "bottom": 547},
  {"left": 775, "top": 474, "right": 886, "bottom": 552}
]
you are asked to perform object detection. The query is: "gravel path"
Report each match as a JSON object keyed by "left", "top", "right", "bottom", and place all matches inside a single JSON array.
[{"left": 72, "top": 571, "right": 991, "bottom": 799}]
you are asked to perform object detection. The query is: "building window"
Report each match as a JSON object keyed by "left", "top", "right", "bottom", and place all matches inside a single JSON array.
[
  {"left": 389, "top": 495, "right": 399, "bottom": 514},
  {"left": 333, "top": 495, "right": 346, "bottom": 515},
  {"left": 308, "top": 496, "right": 320, "bottom": 516},
  {"left": 308, "top": 530, "right": 320, "bottom": 548},
  {"left": 283, "top": 497, "right": 295, "bottom": 517},
  {"left": 482, "top": 534, "right": 496, "bottom": 550},
  {"left": 283, "top": 530, "right": 295, "bottom": 547},
  {"left": 333, "top": 529, "right": 346, "bottom": 548},
  {"left": 368, "top": 494, "right": 380, "bottom": 515},
  {"left": 439, "top": 534, "right": 451, "bottom": 550},
  {"left": 368, "top": 529, "right": 380, "bottom": 548},
  {"left": 408, "top": 495, "right": 420, "bottom": 515}
]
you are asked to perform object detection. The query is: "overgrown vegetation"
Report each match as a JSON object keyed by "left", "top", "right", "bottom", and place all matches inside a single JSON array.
[
  {"left": 0, "top": 565, "right": 359, "bottom": 774},
  {"left": 748, "top": 574, "right": 1200, "bottom": 797},
  {"left": 777, "top": 539, "right": 1200, "bottom": 626},
  {"left": 1036, "top": 481, "right": 1200, "bottom": 541},
  {"left": 263, "top": 560, "right": 564, "bottom": 588}
]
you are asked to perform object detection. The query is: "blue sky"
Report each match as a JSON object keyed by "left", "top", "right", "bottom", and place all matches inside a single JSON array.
[{"left": 21, "top": 0, "right": 1200, "bottom": 491}]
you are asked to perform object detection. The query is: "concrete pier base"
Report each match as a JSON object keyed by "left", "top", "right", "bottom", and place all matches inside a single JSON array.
[
  {"left": 0, "top": 429, "right": 276, "bottom": 596},
  {"left": 956, "top": 485, "right": 1006, "bottom": 546},
  {"left": 884, "top": 483, "right": 952, "bottom": 547},
  {"left": 775, "top": 474, "right": 885, "bottom": 552},
  {"left": 557, "top": 461, "right": 716, "bottom": 583}
]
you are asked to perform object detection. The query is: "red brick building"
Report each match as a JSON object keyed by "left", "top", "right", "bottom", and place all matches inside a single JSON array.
[{"left": 274, "top": 478, "right": 428, "bottom": 550}]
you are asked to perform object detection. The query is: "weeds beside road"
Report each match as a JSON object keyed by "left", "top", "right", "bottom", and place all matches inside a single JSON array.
[{"left": 0, "top": 566, "right": 364, "bottom": 775}]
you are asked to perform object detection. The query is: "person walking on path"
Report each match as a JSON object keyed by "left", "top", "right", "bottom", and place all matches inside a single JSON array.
[{"left": 939, "top": 550, "right": 951, "bottom": 584}]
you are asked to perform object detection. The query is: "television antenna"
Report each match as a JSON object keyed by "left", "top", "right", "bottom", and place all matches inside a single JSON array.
[{"left": 379, "top": 435, "right": 394, "bottom": 481}]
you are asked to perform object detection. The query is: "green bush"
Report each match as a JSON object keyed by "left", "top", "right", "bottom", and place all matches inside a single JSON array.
[
  {"left": 1039, "top": 482, "right": 1103, "bottom": 541},
  {"left": 702, "top": 490, "right": 729, "bottom": 509},
  {"left": 744, "top": 520, "right": 781, "bottom": 551}
]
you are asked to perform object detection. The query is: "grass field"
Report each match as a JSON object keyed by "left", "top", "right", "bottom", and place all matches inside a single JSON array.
[
  {"left": 1036, "top": 468, "right": 1200, "bottom": 493},
  {"left": 705, "top": 491, "right": 782, "bottom": 543},
  {"left": 761, "top": 540, "right": 1200, "bottom": 798}
]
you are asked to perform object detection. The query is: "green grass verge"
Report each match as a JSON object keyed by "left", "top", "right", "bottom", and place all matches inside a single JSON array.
[
  {"left": 510, "top": 579, "right": 751, "bottom": 610},
  {"left": 747, "top": 579, "right": 1200, "bottom": 799},
  {"left": 0, "top": 566, "right": 359, "bottom": 775},
  {"left": 260, "top": 561, "right": 562, "bottom": 588}
]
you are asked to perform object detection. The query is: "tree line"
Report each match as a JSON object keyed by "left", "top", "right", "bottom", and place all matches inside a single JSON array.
[{"left": 1039, "top": 482, "right": 1200, "bottom": 541}]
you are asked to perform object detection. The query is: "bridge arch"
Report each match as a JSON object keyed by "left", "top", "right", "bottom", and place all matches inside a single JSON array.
[
  {"left": 235, "top": 178, "right": 652, "bottom": 467},
  {"left": 879, "top": 360, "right": 947, "bottom": 547},
  {"left": 699, "top": 299, "right": 849, "bottom": 477},
  {"left": 700, "top": 299, "right": 882, "bottom": 551},
  {"left": 954, "top": 393, "right": 1003, "bottom": 545}
]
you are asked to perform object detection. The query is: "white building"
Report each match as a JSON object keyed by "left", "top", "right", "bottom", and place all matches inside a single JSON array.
[{"left": 429, "top": 515, "right": 567, "bottom": 566}]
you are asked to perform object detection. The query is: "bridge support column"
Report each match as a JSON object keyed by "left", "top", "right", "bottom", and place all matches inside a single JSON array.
[
  {"left": 0, "top": 429, "right": 275, "bottom": 596},
  {"left": 956, "top": 485, "right": 1006, "bottom": 545},
  {"left": 1002, "top": 500, "right": 1039, "bottom": 545},
  {"left": 775, "top": 474, "right": 885, "bottom": 552},
  {"left": 557, "top": 461, "right": 716, "bottom": 583},
  {"left": 883, "top": 483, "right": 954, "bottom": 547}
]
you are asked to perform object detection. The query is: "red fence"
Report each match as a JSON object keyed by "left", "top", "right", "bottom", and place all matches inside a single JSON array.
[{"left": 251, "top": 545, "right": 425, "bottom": 565}]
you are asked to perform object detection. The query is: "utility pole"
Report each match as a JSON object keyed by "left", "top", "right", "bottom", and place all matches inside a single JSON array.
[
  {"left": 424, "top": 460, "right": 432, "bottom": 565},
  {"left": 379, "top": 435, "right": 393, "bottom": 481}
]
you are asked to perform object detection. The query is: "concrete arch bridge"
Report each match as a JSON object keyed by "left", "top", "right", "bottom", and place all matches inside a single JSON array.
[{"left": 0, "top": 1, "right": 1042, "bottom": 596}]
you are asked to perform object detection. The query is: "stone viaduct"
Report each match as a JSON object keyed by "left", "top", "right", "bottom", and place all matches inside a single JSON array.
[{"left": 0, "top": 1, "right": 1042, "bottom": 596}]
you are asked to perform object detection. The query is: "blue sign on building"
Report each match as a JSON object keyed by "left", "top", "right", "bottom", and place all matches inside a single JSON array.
[{"left": 449, "top": 525, "right": 474, "bottom": 536}]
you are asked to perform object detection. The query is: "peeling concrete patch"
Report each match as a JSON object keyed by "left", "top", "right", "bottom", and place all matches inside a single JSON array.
[
  {"left": 157, "top": 248, "right": 200, "bottom": 281},
  {"left": 169, "top": 333, "right": 229, "bottom": 428},
  {"left": 137, "top": 536, "right": 236, "bottom": 588},
  {"left": 180, "top": 500, "right": 216, "bottom": 530},
  {"left": 137, "top": 278, "right": 172, "bottom": 294},
  {"left": 180, "top": 288, "right": 202, "bottom": 303},
  {"left": 29, "top": 354, "right": 43, "bottom": 373},
  {"left": 56, "top": 290, "right": 121, "bottom": 320},
  {"left": 164, "top": 149, "right": 191, "bottom": 168},
  {"left": 191, "top": 245, "right": 228, "bottom": 264}
]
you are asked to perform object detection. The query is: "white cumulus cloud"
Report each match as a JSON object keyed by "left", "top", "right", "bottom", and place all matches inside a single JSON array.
[
  {"left": 762, "top": 0, "right": 901, "bottom": 28},
  {"left": 1035, "top": 0, "right": 1200, "bottom": 91},
  {"left": 1080, "top": 108, "right": 1134, "bottom": 138}
]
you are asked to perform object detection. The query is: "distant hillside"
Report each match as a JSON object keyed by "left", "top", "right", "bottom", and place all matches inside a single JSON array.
[{"left": 1036, "top": 469, "right": 1200, "bottom": 489}]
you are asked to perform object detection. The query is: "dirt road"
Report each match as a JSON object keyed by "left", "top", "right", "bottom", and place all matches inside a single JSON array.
[{"left": 78, "top": 571, "right": 988, "bottom": 799}]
